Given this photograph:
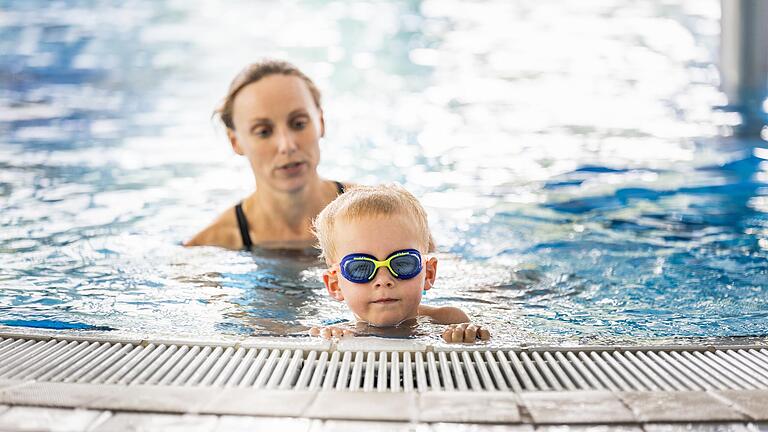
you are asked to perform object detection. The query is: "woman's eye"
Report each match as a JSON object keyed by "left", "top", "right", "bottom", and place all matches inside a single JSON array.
[
  {"left": 253, "top": 127, "right": 271, "bottom": 138},
  {"left": 291, "top": 118, "right": 308, "bottom": 130}
]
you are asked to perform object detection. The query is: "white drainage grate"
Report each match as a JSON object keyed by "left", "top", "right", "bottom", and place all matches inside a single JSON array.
[{"left": 1, "top": 336, "right": 767, "bottom": 392}]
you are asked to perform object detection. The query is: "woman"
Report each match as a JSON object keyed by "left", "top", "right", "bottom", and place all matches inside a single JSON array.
[{"left": 185, "top": 60, "right": 347, "bottom": 250}]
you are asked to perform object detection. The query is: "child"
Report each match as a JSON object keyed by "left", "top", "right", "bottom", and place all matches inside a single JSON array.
[{"left": 310, "top": 184, "right": 490, "bottom": 343}]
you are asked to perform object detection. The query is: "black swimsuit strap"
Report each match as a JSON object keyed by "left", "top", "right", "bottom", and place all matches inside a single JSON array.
[
  {"left": 234, "top": 202, "right": 253, "bottom": 250},
  {"left": 334, "top": 181, "right": 345, "bottom": 195}
]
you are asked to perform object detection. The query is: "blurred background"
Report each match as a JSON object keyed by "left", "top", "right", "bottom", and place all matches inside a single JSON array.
[{"left": 1, "top": 0, "right": 767, "bottom": 346}]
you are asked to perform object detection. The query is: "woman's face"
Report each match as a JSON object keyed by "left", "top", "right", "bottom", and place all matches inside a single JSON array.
[{"left": 228, "top": 74, "right": 323, "bottom": 193}]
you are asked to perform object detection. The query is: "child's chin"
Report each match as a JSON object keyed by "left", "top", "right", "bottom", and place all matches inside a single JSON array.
[{"left": 365, "top": 317, "right": 405, "bottom": 328}]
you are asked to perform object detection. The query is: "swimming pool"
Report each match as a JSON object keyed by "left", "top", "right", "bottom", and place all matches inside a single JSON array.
[{"left": 1, "top": 0, "right": 766, "bottom": 346}]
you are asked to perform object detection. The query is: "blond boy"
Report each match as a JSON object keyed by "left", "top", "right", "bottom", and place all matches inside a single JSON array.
[{"left": 311, "top": 184, "right": 490, "bottom": 343}]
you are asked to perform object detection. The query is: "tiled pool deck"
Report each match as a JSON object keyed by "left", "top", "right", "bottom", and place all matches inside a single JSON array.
[{"left": 0, "top": 327, "right": 765, "bottom": 431}]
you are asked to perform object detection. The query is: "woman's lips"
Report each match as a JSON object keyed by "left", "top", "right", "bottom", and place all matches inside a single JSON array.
[{"left": 276, "top": 161, "right": 306, "bottom": 176}]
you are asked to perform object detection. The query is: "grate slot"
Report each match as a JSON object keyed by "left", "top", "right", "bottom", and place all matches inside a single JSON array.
[
  {"left": 225, "top": 348, "right": 257, "bottom": 387},
  {"left": 403, "top": 352, "right": 413, "bottom": 392},
  {"left": 742, "top": 350, "right": 768, "bottom": 373},
  {"left": 296, "top": 350, "right": 318, "bottom": 390},
  {"left": 29, "top": 341, "right": 97, "bottom": 381},
  {"left": 253, "top": 349, "right": 281, "bottom": 388},
  {"left": 668, "top": 351, "right": 726, "bottom": 390},
  {"left": 600, "top": 352, "right": 645, "bottom": 391},
  {"left": 201, "top": 347, "right": 235, "bottom": 386},
  {"left": 190, "top": 346, "right": 225, "bottom": 386},
  {"left": 655, "top": 351, "right": 710, "bottom": 390},
  {"left": 348, "top": 352, "right": 364, "bottom": 391},
  {"left": 693, "top": 351, "right": 755, "bottom": 390},
  {"left": 578, "top": 352, "right": 618, "bottom": 391},
  {"left": 507, "top": 351, "right": 535, "bottom": 390},
  {"left": 473, "top": 351, "right": 496, "bottom": 391},
  {"left": 680, "top": 351, "right": 741, "bottom": 390},
  {"left": 485, "top": 351, "right": 508, "bottom": 391},
  {"left": 553, "top": 352, "right": 585, "bottom": 390},
  {"left": 0, "top": 340, "right": 69, "bottom": 379},
  {"left": 133, "top": 345, "right": 180, "bottom": 385},
  {"left": 532, "top": 352, "right": 562, "bottom": 391},
  {"left": 15, "top": 341, "right": 86, "bottom": 381},
  {"left": 624, "top": 351, "right": 674, "bottom": 391},
  {"left": 519, "top": 352, "right": 548, "bottom": 390},
  {"left": 47, "top": 342, "right": 112, "bottom": 382},
  {"left": 64, "top": 343, "right": 124, "bottom": 383},
  {"left": 166, "top": 346, "right": 211, "bottom": 386},
  {"left": 718, "top": 350, "right": 768, "bottom": 387},
  {"left": 265, "top": 350, "right": 294, "bottom": 389},
  {"left": 152, "top": 346, "right": 187, "bottom": 385},
  {"left": 77, "top": 343, "right": 135, "bottom": 384},
  {"left": 238, "top": 349, "right": 269, "bottom": 387},
  {"left": 564, "top": 352, "right": 601, "bottom": 390},
  {"left": 308, "top": 351, "right": 329, "bottom": 390},
  {"left": 415, "top": 352, "right": 428, "bottom": 392},
  {"left": 426, "top": 352, "right": 441, "bottom": 391},
  {"left": 278, "top": 350, "right": 304, "bottom": 390},
  {"left": 461, "top": 351, "right": 482, "bottom": 391},
  {"left": 334, "top": 351, "right": 352, "bottom": 390},
  {"left": 0, "top": 339, "right": 40, "bottom": 366},
  {"left": 363, "top": 352, "right": 376, "bottom": 391},
  {"left": 391, "top": 352, "right": 401, "bottom": 392},
  {"left": 497, "top": 351, "right": 522, "bottom": 391},
  {"left": 322, "top": 351, "right": 340, "bottom": 390},
  {"left": 104, "top": 344, "right": 156, "bottom": 385},
  {"left": 449, "top": 351, "right": 467, "bottom": 391},
  {"left": 376, "top": 352, "right": 387, "bottom": 392},
  {"left": 438, "top": 352, "right": 455, "bottom": 391}
]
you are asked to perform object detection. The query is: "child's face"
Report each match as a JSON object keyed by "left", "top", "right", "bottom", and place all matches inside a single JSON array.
[{"left": 322, "top": 214, "right": 437, "bottom": 327}]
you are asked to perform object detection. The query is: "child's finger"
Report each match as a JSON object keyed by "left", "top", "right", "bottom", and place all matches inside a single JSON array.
[
  {"left": 342, "top": 329, "right": 355, "bottom": 338},
  {"left": 320, "top": 327, "right": 332, "bottom": 339},
  {"left": 442, "top": 327, "right": 453, "bottom": 343},
  {"left": 464, "top": 324, "right": 478, "bottom": 342},
  {"left": 451, "top": 326, "right": 464, "bottom": 343},
  {"left": 478, "top": 328, "right": 491, "bottom": 341},
  {"left": 309, "top": 327, "right": 320, "bottom": 336},
  {"left": 331, "top": 327, "right": 344, "bottom": 338}
]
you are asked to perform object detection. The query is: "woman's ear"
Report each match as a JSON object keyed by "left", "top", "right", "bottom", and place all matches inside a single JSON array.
[
  {"left": 319, "top": 110, "right": 326, "bottom": 138},
  {"left": 227, "top": 129, "right": 245, "bottom": 155},
  {"left": 423, "top": 257, "right": 438, "bottom": 292},
  {"left": 323, "top": 268, "right": 344, "bottom": 301}
]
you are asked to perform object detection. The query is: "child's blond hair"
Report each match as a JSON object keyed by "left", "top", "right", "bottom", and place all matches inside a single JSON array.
[{"left": 313, "top": 184, "right": 434, "bottom": 263}]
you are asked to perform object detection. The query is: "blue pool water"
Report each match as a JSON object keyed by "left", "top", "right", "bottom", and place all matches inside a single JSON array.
[{"left": 1, "top": 0, "right": 767, "bottom": 346}]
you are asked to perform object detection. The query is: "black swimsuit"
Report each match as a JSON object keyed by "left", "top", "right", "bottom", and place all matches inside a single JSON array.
[{"left": 235, "top": 181, "right": 346, "bottom": 250}]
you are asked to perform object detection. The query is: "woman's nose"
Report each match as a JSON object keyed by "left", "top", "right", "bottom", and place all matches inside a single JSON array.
[{"left": 276, "top": 128, "right": 298, "bottom": 154}]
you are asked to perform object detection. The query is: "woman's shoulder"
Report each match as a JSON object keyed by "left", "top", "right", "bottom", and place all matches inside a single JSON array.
[{"left": 184, "top": 206, "right": 242, "bottom": 249}]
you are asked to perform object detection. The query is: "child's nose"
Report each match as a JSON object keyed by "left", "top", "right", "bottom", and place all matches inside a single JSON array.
[{"left": 373, "top": 272, "right": 395, "bottom": 288}]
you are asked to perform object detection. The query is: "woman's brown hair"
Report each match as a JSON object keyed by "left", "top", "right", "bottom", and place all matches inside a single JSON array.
[{"left": 216, "top": 59, "right": 322, "bottom": 130}]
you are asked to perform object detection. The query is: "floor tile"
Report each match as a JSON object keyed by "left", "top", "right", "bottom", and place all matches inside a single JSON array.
[
  {"left": 313, "top": 419, "right": 426, "bottom": 432},
  {"left": 643, "top": 423, "right": 755, "bottom": 432},
  {"left": 520, "top": 391, "right": 635, "bottom": 424},
  {"left": 433, "top": 423, "right": 534, "bottom": 431},
  {"left": 305, "top": 391, "right": 418, "bottom": 421},
  {"left": 202, "top": 389, "right": 316, "bottom": 417},
  {"left": 535, "top": 426, "right": 642, "bottom": 431},
  {"left": 418, "top": 391, "right": 521, "bottom": 423},
  {"left": 93, "top": 412, "right": 219, "bottom": 432},
  {"left": 0, "top": 406, "right": 105, "bottom": 432},
  {"left": 618, "top": 392, "right": 746, "bottom": 422},
  {"left": 713, "top": 390, "right": 768, "bottom": 421},
  {"left": 215, "top": 415, "right": 312, "bottom": 432}
]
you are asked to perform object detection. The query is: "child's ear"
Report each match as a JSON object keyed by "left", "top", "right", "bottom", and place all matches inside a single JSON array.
[
  {"left": 422, "top": 257, "right": 437, "bottom": 292},
  {"left": 323, "top": 268, "right": 344, "bottom": 301},
  {"left": 227, "top": 129, "right": 245, "bottom": 155}
]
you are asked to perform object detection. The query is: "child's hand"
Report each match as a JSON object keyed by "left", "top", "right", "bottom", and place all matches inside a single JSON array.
[
  {"left": 442, "top": 323, "right": 491, "bottom": 343},
  {"left": 309, "top": 325, "right": 355, "bottom": 340}
]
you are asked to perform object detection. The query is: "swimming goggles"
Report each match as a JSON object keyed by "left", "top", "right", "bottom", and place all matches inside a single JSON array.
[{"left": 339, "top": 249, "right": 422, "bottom": 284}]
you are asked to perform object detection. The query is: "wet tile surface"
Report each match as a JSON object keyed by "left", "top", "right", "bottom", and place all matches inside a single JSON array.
[
  {"left": 643, "top": 423, "right": 757, "bottom": 431},
  {"left": 418, "top": 391, "right": 521, "bottom": 423},
  {"left": 618, "top": 392, "right": 747, "bottom": 422},
  {"left": 305, "top": 391, "right": 418, "bottom": 421},
  {"left": 312, "top": 419, "right": 426, "bottom": 432},
  {"left": 203, "top": 389, "right": 317, "bottom": 417},
  {"left": 714, "top": 390, "right": 768, "bottom": 421},
  {"left": 215, "top": 415, "right": 312, "bottom": 432},
  {"left": 93, "top": 412, "right": 219, "bottom": 432},
  {"left": 0, "top": 406, "right": 105, "bottom": 432},
  {"left": 521, "top": 391, "right": 635, "bottom": 424}
]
